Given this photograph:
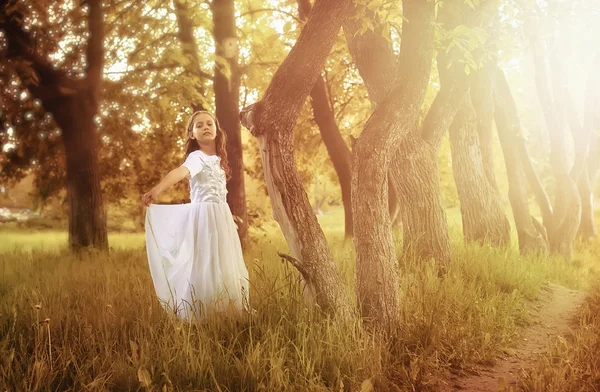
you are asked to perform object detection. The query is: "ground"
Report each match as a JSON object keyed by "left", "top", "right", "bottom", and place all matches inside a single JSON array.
[{"left": 441, "top": 283, "right": 587, "bottom": 391}]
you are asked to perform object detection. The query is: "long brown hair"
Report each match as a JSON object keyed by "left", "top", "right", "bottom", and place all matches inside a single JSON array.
[{"left": 184, "top": 110, "right": 231, "bottom": 180}]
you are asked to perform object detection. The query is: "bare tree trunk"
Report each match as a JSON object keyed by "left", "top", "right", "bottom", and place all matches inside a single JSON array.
[
  {"left": 239, "top": 0, "right": 352, "bottom": 317},
  {"left": 51, "top": 94, "right": 108, "bottom": 250},
  {"left": 3, "top": 0, "right": 108, "bottom": 251},
  {"left": 529, "top": 32, "right": 582, "bottom": 257},
  {"left": 392, "top": 64, "right": 468, "bottom": 264},
  {"left": 298, "top": 0, "right": 353, "bottom": 238},
  {"left": 471, "top": 65, "right": 499, "bottom": 189},
  {"left": 449, "top": 93, "right": 510, "bottom": 245},
  {"left": 577, "top": 52, "right": 600, "bottom": 240},
  {"left": 493, "top": 66, "right": 548, "bottom": 253},
  {"left": 213, "top": 0, "right": 248, "bottom": 246},
  {"left": 342, "top": 5, "right": 401, "bottom": 226},
  {"left": 352, "top": 0, "right": 436, "bottom": 327},
  {"left": 579, "top": 129, "right": 600, "bottom": 239},
  {"left": 173, "top": 0, "right": 209, "bottom": 111},
  {"left": 393, "top": 136, "right": 452, "bottom": 263},
  {"left": 309, "top": 77, "right": 353, "bottom": 237}
]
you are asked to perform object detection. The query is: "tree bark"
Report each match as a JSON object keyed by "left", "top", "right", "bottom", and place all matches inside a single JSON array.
[
  {"left": 213, "top": 0, "right": 249, "bottom": 246},
  {"left": 239, "top": 0, "right": 352, "bottom": 317},
  {"left": 173, "top": 0, "right": 208, "bottom": 111},
  {"left": 298, "top": 0, "right": 353, "bottom": 238},
  {"left": 2, "top": 0, "right": 108, "bottom": 251},
  {"left": 577, "top": 52, "right": 600, "bottom": 240},
  {"left": 48, "top": 94, "right": 108, "bottom": 250},
  {"left": 393, "top": 136, "right": 452, "bottom": 264},
  {"left": 493, "top": 66, "right": 548, "bottom": 253},
  {"left": 391, "top": 66, "right": 468, "bottom": 264},
  {"left": 342, "top": 5, "right": 401, "bottom": 226},
  {"left": 471, "top": 65, "right": 499, "bottom": 190},
  {"left": 352, "top": 0, "right": 436, "bottom": 327},
  {"left": 342, "top": 6, "right": 397, "bottom": 109},
  {"left": 529, "top": 32, "right": 582, "bottom": 257},
  {"left": 449, "top": 93, "right": 510, "bottom": 245}
]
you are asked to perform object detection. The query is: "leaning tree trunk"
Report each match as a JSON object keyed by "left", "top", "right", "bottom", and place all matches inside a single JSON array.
[
  {"left": 239, "top": 0, "right": 352, "bottom": 317},
  {"left": 3, "top": 0, "right": 108, "bottom": 251},
  {"left": 449, "top": 92, "right": 510, "bottom": 245},
  {"left": 352, "top": 0, "right": 436, "bottom": 327},
  {"left": 309, "top": 77, "right": 353, "bottom": 237},
  {"left": 298, "top": 0, "right": 353, "bottom": 238},
  {"left": 213, "top": 0, "right": 249, "bottom": 246},
  {"left": 342, "top": 5, "right": 402, "bottom": 226},
  {"left": 493, "top": 66, "right": 548, "bottom": 253},
  {"left": 471, "top": 65, "right": 500, "bottom": 190}
]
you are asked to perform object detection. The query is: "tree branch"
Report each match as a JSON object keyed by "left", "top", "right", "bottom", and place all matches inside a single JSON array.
[
  {"left": 240, "top": 8, "right": 302, "bottom": 23},
  {"left": 1, "top": 10, "right": 82, "bottom": 99}
]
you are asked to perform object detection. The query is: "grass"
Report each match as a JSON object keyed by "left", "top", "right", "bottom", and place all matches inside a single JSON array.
[
  {"left": 520, "top": 286, "right": 600, "bottom": 391},
  {"left": 1, "top": 211, "right": 599, "bottom": 391}
]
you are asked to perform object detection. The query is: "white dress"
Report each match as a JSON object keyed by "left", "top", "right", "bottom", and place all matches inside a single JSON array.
[{"left": 145, "top": 150, "right": 249, "bottom": 320}]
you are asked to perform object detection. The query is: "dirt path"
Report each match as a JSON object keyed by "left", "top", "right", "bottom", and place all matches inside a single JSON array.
[{"left": 441, "top": 282, "right": 586, "bottom": 392}]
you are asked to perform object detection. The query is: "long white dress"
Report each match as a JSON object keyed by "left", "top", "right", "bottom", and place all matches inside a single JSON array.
[{"left": 145, "top": 150, "right": 249, "bottom": 321}]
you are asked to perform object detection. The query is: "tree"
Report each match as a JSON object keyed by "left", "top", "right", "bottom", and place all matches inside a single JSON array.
[
  {"left": 240, "top": 0, "right": 353, "bottom": 317},
  {"left": 492, "top": 66, "right": 549, "bottom": 253},
  {"left": 296, "top": 0, "right": 353, "bottom": 238},
  {"left": 516, "top": 6, "right": 599, "bottom": 257},
  {"left": 442, "top": 4, "right": 511, "bottom": 247},
  {"left": 212, "top": 0, "right": 249, "bottom": 245},
  {"left": 578, "top": 52, "right": 600, "bottom": 240},
  {"left": 351, "top": 0, "right": 441, "bottom": 326},
  {"left": 1, "top": 0, "right": 108, "bottom": 250}
]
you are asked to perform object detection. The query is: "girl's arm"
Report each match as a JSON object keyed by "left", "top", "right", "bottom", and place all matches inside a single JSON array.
[{"left": 142, "top": 166, "right": 190, "bottom": 206}]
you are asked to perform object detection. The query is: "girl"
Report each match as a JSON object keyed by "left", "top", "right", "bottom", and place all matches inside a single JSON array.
[{"left": 143, "top": 110, "right": 249, "bottom": 320}]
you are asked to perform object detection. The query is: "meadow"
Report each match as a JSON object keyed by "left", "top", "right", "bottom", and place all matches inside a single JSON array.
[{"left": 1, "top": 209, "right": 600, "bottom": 391}]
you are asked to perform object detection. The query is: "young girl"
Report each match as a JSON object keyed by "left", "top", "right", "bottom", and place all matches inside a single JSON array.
[{"left": 143, "top": 110, "right": 249, "bottom": 320}]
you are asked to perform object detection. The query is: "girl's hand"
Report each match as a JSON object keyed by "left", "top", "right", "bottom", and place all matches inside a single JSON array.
[{"left": 142, "top": 188, "right": 160, "bottom": 207}]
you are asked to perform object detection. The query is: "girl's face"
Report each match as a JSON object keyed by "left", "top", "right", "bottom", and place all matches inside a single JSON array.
[{"left": 190, "top": 113, "right": 217, "bottom": 145}]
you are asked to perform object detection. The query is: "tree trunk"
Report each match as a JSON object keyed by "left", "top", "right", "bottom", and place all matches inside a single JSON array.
[
  {"left": 213, "top": 0, "right": 248, "bottom": 246},
  {"left": 342, "top": 7, "right": 397, "bottom": 109},
  {"left": 449, "top": 93, "right": 510, "bottom": 245},
  {"left": 298, "top": 0, "right": 353, "bottom": 238},
  {"left": 390, "top": 65, "right": 468, "bottom": 265},
  {"left": 493, "top": 66, "right": 548, "bottom": 253},
  {"left": 239, "top": 0, "right": 352, "bottom": 317},
  {"left": 48, "top": 94, "right": 108, "bottom": 250},
  {"left": 342, "top": 6, "right": 401, "bottom": 227},
  {"left": 579, "top": 130, "right": 600, "bottom": 240},
  {"left": 529, "top": 32, "right": 582, "bottom": 257},
  {"left": 577, "top": 52, "right": 600, "bottom": 240},
  {"left": 578, "top": 166, "right": 596, "bottom": 239},
  {"left": 173, "top": 0, "right": 208, "bottom": 111},
  {"left": 393, "top": 136, "right": 451, "bottom": 263},
  {"left": 309, "top": 77, "right": 353, "bottom": 237},
  {"left": 3, "top": 0, "right": 108, "bottom": 251},
  {"left": 352, "top": 0, "right": 435, "bottom": 327},
  {"left": 471, "top": 65, "right": 499, "bottom": 189}
]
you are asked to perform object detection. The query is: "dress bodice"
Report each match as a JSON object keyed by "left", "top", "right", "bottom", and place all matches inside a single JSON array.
[{"left": 182, "top": 150, "right": 227, "bottom": 203}]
